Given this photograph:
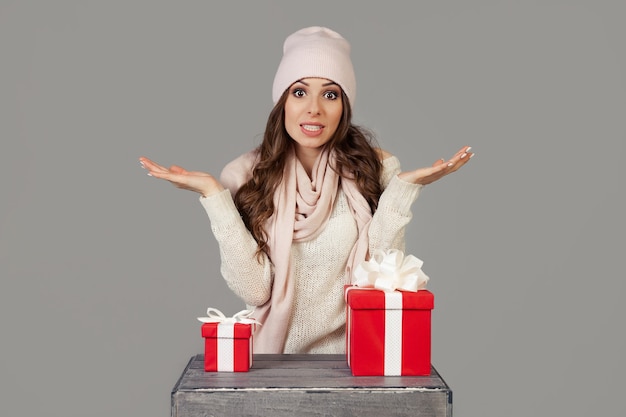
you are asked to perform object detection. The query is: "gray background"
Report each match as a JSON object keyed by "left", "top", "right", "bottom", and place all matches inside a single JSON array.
[{"left": 1, "top": 1, "right": 624, "bottom": 416}]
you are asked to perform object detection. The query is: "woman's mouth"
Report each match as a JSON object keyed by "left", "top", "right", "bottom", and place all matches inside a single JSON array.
[{"left": 300, "top": 124, "right": 324, "bottom": 136}]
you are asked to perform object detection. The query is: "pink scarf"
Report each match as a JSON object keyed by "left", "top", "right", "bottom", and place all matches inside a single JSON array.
[{"left": 226, "top": 146, "right": 373, "bottom": 353}]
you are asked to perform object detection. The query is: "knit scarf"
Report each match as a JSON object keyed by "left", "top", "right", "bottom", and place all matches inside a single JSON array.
[{"left": 247, "top": 146, "right": 372, "bottom": 353}]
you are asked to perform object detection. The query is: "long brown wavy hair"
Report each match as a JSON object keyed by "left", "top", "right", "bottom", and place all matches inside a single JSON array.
[{"left": 234, "top": 88, "right": 383, "bottom": 258}]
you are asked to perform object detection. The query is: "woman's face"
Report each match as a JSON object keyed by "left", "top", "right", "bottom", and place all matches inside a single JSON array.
[{"left": 284, "top": 77, "right": 343, "bottom": 155}]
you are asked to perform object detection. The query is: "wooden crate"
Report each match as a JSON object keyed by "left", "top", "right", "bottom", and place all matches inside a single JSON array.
[{"left": 172, "top": 354, "right": 452, "bottom": 416}]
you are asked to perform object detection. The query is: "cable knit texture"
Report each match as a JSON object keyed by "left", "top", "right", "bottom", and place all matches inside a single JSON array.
[{"left": 200, "top": 154, "right": 422, "bottom": 353}]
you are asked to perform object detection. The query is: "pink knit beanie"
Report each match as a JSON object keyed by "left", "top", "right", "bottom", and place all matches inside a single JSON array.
[{"left": 272, "top": 26, "right": 356, "bottom": 108}]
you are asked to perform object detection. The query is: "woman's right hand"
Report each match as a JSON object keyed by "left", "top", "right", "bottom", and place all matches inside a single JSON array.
[{"left": 139, "top": 156, "right": 225, "bottom": 198}]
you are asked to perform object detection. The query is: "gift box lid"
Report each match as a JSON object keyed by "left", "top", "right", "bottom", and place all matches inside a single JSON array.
[
  {"left": 346, "top": 287, "right": 434, "bottom": 310},
  {"left": 201, "top": 322, "right": 253, "bottom": 338}
]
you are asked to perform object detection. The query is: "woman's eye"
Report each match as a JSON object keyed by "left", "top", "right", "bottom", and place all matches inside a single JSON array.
[
  {"left": 324, "top": 91, "right": 339, "bottom": 100},
  {"left": 292, "top": 88, "right": 306, "bottom": 98}
]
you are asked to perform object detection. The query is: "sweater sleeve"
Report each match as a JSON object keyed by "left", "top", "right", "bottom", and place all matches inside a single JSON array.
[
  {"left": 368, "top": 156, "right": 423, "bottom": 252},
  {"left": 199, "top": 189, "right": 273, "bottom": 306}
]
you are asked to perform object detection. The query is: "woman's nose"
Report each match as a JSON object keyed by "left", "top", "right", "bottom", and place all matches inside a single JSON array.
[{"left": 307, "top": 97, "right": 321, "bottom": 115}]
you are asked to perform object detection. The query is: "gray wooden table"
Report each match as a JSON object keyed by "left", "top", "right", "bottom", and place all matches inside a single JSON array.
[{"left": 172, "top": 354, "right": 452, "bottom": 417}]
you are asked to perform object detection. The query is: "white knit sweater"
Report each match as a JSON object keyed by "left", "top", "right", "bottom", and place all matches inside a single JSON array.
[{"left": 200, "top": 155, "right": 422, "bottom": 353}]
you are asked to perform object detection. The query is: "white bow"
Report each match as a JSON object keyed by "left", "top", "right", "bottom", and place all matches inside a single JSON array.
[
  {"left": 197, "top": 308, "right": 261, "bottom": 325},
  {"left": 352, "top": 249, "right": 429, "bottom": 292}
]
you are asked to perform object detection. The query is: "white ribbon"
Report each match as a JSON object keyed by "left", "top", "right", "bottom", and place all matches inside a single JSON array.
[
  {"left": 197, "top": 308, "right": 261, "bottom": 326},
  {"left": 384, "top": 291, "right": 403, "bottom": 376},
  {"left": 352, "top": 248, "right": 429, "bottom": 292}
]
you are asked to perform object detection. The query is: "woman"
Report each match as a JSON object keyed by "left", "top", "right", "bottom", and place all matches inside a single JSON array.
[{"left": 139, "top": 26, "right": 473, "bottom": 354}]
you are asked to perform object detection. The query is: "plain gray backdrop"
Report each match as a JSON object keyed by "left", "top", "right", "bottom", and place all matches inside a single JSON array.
[{"left": 1, "top": 1, "right": 624, "bottom": 416}]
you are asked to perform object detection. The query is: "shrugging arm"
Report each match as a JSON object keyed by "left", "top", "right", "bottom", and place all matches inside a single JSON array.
[
  {"left": 368, "top": 156, "right": 423, "bottom": 253},
  {"left": 199, "top": 190, "right": 273, "bottom": 306}
]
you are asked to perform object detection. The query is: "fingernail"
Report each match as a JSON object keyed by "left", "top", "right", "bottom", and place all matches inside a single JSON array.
[
  {"left": 447, "top": 162, "right": 454, "bottom": 167},
  {"left": 147, "top": 173, "right": 153, "bottom": 177},
  {"left": 461, "top": 153, "right": 467, "bottom": 159},
  {"left": 469, "top": 153, "right": 475, "bottom": 159},
  {"left": 466, "top": 147, "right": 472, "bottom": 152},
  {"left": 139, "top": 161, "right": 145, "bottom": 168}
]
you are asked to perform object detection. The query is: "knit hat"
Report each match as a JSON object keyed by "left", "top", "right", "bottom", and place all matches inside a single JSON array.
[{"left": 272, "top": 26, "right": 356, "bottom": 108}]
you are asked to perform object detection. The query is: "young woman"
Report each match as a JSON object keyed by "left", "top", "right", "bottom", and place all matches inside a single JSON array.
[{"left": 139, "top": 26, "right": 473, "bottom": 354}]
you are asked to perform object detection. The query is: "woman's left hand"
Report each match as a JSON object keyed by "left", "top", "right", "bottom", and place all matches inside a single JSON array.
[
  {"left": 398, "top": 146, "right": 474, "bottom": 186},
  {"left": 139, "top": 156, "right": 224, "bottom": 197}
]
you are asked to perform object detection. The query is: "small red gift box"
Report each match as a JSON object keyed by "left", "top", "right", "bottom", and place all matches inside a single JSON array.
[
  {"left": 198, "top": 308, "right": 258, "bottom": 372},
  {"left": 201, "top": 322, "right": 253, "bottom": 372},
  {"left": 345, "top": 286, "right": 434, "bottom": 376}
]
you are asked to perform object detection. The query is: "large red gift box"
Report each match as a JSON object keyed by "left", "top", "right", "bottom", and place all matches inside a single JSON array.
[
  {"left": 345, "top": 286, "right": 434, "bottom": 376},
  {"left": 201, "top": 322, "right": 253, "bottom": 372}
]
